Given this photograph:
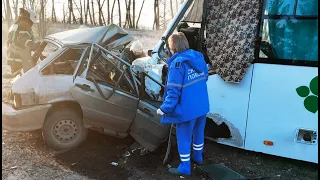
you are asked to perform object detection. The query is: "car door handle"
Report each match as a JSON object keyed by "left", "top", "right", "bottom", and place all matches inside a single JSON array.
[
  {"left": 139, "top": 108, "right": 154, "bottom": 117},
  {"left": 75, "top": 83, "right": 94, "bottom": 92}
]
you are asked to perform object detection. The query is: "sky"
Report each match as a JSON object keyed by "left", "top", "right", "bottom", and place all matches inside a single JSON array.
[{"left": 3, "top": 0, "right": 182, "bottom": 30}]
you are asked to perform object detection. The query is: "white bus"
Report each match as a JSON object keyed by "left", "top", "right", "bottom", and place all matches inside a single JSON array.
[{"left": 149, "top": 0, "right": 318, "bottom": 163}]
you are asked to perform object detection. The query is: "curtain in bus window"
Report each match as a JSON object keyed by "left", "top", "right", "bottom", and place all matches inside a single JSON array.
[
  {"left": 205, "top": 0, "right": 261, "bottom": 83},
  {"left": 266, "top": 0, "right": 318, "bottom": 61},
  {"left": 296, "top": 0, "right": 318, "bottom": 15},
  {"left": 267, "top": 20, "right": 318, "bottom": 61}
]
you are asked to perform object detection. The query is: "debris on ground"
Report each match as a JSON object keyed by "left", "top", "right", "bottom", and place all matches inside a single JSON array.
[
  {"left": 10, "top": 166, "right": 18, "bottom": 170},
  {"left": 111, "top": 162, "right": 119, "bottom": 166}
]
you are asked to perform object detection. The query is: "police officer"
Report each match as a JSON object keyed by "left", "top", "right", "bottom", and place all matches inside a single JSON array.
[
  {"left": 5, "top": 8, "right": 40, "bottom": 77},
  {"left": 157, "top": 32, "right": 210, "bottom": 176}
]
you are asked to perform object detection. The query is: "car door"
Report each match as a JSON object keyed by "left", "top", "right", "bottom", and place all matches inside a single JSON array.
[
  {"left": 70, "top": 44, "right": 139, "bottom": 134},
  {"left": 129, "top": 72, "right": 171, "bottom": 152}
]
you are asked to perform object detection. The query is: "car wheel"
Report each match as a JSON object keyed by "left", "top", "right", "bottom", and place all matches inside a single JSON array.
[{"left": 42, "top": 107, "right": 88, "bottom": 151}]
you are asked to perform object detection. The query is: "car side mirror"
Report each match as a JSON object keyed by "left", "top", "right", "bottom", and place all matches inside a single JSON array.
[{"left": 147, "top": 50, "right": 152, "bottom": 57}]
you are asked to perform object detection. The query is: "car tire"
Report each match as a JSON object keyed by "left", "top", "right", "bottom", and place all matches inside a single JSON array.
[{"left": 42, "top": 107, "right": 88, "bottom": 151}]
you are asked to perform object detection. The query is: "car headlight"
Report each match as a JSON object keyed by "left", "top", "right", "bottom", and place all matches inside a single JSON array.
[
  {"left": 12, "top": 91, "right": 37, "bottom": 109},
  {"left": 13, "top": 94, "right": 22, "bottom": 109}
]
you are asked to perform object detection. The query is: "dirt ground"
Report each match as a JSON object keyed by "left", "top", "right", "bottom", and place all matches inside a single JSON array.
[
  {"left": 2, "top": 130, "right": 318, "bottom": 180},
  {"left": 2, "top": 22, "right": 318, "bottom": 180}
]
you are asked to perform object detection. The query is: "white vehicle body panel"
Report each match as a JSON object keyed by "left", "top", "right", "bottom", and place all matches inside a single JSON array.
[
  {"left": 245, "top": 63, "right": 318, "bottom": 163},
  {"left": 206, "top": 65, "right": 254, "bottom": 148}
]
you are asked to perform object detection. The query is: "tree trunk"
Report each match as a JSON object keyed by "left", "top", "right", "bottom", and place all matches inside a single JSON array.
[
  {"left": 68, "top": 0, "right": 72, "bottom": 23},
  {"left": 135, "top": 0, "right": 145, "bottom": 29},
  {"left": 63, "top": 2, "right": 66, "bottom": 23},
  {"left": 132, "top": 0, "right": 135, "bottom": 28},
  {"left": 22, "top": 0, "right": 26, "bottom": 9},
  {"left": 163, "top": 0, "right": 166, "bottom": 29},
  {"left": 91, "top": 0, "right": 96, "bottom": 25},
  {"left": 52, "top": 0, "right": 57, "bottom": 22},
  {"left": 107, "top": 0, "right": 110, "bottom": 24},
  {"left": 85, "top": 0, "right": 88, "bottom": 24},
  {"left": 5, "top": 0, "right": 11, "bottom": 28},
  {"left": 117, "top": 0, "right": 121, "bottom": 27},
  {"left": 97, "top": 0, "right": 102, "bottom": 25},
  {"left": 124, "top": 0, "right": 132, "bottom": 28},
  {"left": 40, "top": 0, "right": 45, "bottom": 38},
  {"left": 79, "top": 0, "right": 83, "bottom": 24},
  {"left": 111, "top": 0, "right": 116, "bottom": 24},
  {"left": 154, "top": 0, "right": 159, "bottom": 30},
  {"left": 175, "top": 0, "right": 178, "bottom": 13},
  {"left": 170, "top": 0, "right": 174, "bottom": 19}
]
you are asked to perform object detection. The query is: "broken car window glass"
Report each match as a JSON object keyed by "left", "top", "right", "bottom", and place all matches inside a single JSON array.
[
  {"left": 87, "top": 48, "right": 122, "bottom": 87},
  {"left": 42, "top": 47, "right": 86, "bottom": 75}
]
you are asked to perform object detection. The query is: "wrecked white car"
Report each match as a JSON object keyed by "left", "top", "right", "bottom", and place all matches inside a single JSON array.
[{"left": 2, "top": 24, "right": 170, "bottom": 152}]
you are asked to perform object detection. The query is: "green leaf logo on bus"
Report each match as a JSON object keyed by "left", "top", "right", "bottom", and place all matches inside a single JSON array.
[{"left": 296, "top": 76, "right": 318, "bottom": 114}]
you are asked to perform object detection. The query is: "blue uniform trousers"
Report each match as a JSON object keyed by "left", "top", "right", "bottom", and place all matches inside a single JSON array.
[{"left": 176, "top": 114, "right": 207, "bottom": 175}]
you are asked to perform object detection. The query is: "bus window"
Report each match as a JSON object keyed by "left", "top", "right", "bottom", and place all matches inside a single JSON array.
[{"left": 258, "top": 0, "right": 318, "bottom": 65}]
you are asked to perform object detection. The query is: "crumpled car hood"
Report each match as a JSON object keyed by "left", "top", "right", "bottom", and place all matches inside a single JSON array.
[{"left": 46, "top": 24, "right": 134, "bottom": 51}]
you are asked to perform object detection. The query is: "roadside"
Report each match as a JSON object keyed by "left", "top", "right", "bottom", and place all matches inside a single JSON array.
[{"left": 2, "top": 129, "right": 318, "bottom": 180}]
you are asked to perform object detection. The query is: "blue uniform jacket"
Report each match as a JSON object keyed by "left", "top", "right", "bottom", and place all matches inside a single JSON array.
[{"left": 160, "top": 49, "right": 210, "bottom": 124}]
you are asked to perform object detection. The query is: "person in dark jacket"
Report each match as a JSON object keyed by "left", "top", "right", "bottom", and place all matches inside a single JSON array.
[
  {"left": 157, "top": 32, "right": 210, "bottom": 176},
  {"left": 5, "top": 8, "right": 40, "bottom": 77}
]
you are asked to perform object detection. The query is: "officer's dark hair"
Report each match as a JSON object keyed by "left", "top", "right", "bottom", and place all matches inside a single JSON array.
[{"left": 168, "top": 32, "right": 190, "bottom": 53}]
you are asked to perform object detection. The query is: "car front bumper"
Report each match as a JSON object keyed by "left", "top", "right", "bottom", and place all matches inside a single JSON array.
[{"left": 2, "top": 102, "right": 51, "bottom": 132}]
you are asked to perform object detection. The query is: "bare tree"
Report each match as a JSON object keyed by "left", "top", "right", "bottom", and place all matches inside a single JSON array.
[
  {"left": 96, "top": 0, "right": 106, "bottom": 25},
  {"left": 107, "top": 0, "right": 110, "bottom": 24},
  {"left": 132, "top": 0, "right": 135, "bottom": 28},
  {"left": 84, "top": 0, "right": 92, "bottom": 24},
  {"left": 91, "top": 0, "right": 96, "bottom": 25},
  {"left": 110, "top": 0, "right": 116, "bottom": 24},
  {"left": 63, "top": 2, "right": 66, "bottom": 23},
  {"left": 124, "top": 0, "right": 133, "bottom": 28},
  {"left": 29, "top": 0, "right": 35, "bottom": 10},
  {"left": 51, "top": 0, "right": 57, "bottom": 22},
  {"left": 135, "top": 0, "right": 145, "bottom": 28},
  {"left": 163, "top": 0, "right": 166, "bottom": 29},
  {"left": 175, "top": 0, "right": 178, "bottom": 13},
  {"left": 153, "top": 0, "right": 160, "bottom": 30},
  {"left": 12, "top": 0, "right": 19, "bottom": 20},
  {"left": 73, "top": 0, "right": 83, "bottom": 24},
  {"left": 117, "top": 0, "right": 121, "bottom": 27},
  {"left": 68, "top": 0, "right": 72, "bottom": 23},
  {"left": 22, "top": 0, "right": 26, "bottom": 9},
  {"left": 39, "top": 0, "right": 45, "bottom": 38},
  {"left": 170, "top": 0, "right": 174, "bottom": 19},
  {"left": 5, "top": 0, "right": 12, "bottom": 28}
]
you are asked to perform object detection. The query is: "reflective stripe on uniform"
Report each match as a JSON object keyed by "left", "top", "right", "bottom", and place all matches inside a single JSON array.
[
  {"left": 181, "top": 158, "right": 190, "bottom": 162},
  {"left": 167, "top": 82, "right": 182, "bottom": 87},
  {"left": 183, "top": 76, "right": 207, "bottom": 88},
  {"left": 19, "top": 31, "right": 32, "bottom": 37},
  {"left": 166, "top": 76, "right": 207, "bottom": 88},
  {"left": 193, "top": 143, "right": 204, "bottom": 151},
  {"left": 180, "top": 154, "right": 190, "bottom": 158},
  {"left": 193, "top": 143, "right": 204, "bottom": 147},
  {"left": 7, "top": 57, "right": 22, "bottom": 62},
  {"left": 193, "top": 147, "right": 203, "bottom": 151},
  {"left": 180, "top": 154, "right": 190, "bottom": 162},
  {"left": 24, "top": 39, "right": 32, "bottom": 47}
]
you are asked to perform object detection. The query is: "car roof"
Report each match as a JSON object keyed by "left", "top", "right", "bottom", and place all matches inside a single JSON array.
[{"left": 45, "top": 24, "right": 134, "bottom": 50}]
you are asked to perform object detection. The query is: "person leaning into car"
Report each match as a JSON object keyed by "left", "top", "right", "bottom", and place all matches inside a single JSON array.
[
  {"left": 156, "top": 32, "right": 210, "bottom": 176},
  {"left": 5, "top": 8, "right": 41, "bottom": 78}
]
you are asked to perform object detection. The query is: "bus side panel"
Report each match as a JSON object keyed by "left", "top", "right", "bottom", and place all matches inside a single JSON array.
[
  {"left": 206, "top": 65, "right": 254, "bottom": 148},
  {"left": 245, "top": 63, "right": 318, "bottom": 163}
]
